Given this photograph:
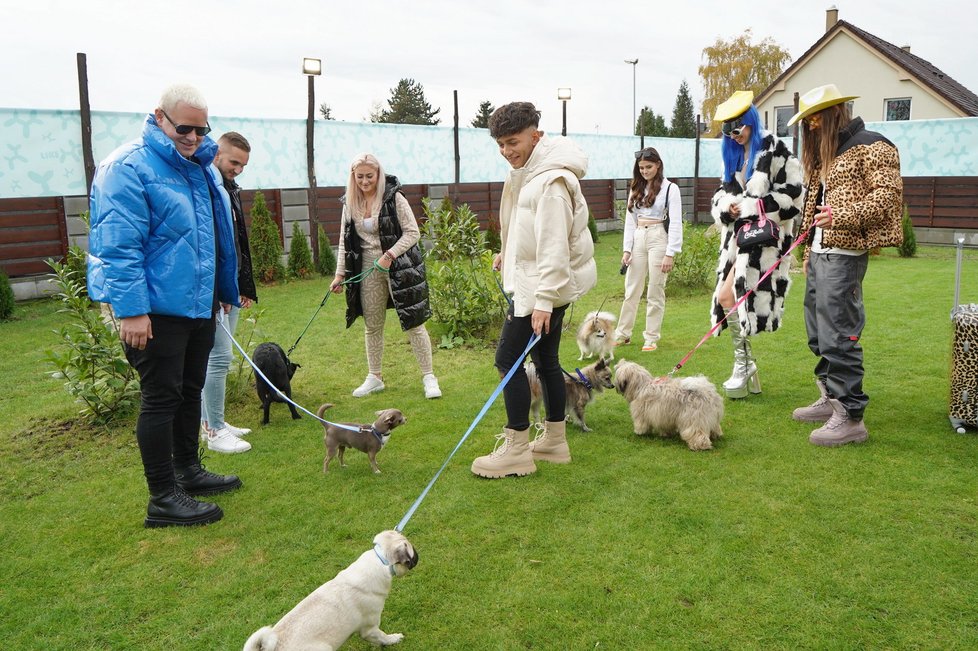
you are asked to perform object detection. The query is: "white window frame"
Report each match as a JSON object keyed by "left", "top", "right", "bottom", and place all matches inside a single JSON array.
[{"left": 884, "top": 97, "right": 912, "bottom": 121}]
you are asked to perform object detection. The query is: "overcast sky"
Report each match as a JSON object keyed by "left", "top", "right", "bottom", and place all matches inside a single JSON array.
[{"left": 4, "top": 0, "right": 977, "bottom": 136}]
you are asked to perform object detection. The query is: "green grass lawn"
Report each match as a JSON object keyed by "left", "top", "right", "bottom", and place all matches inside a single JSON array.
[{"left": 1, "top": 238, "right": 977, "bottom": 650}]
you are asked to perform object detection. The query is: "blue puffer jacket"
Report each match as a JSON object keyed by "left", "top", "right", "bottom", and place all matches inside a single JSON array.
[{"left": 88, "top": 115, "right": 239, "bottom": 319}]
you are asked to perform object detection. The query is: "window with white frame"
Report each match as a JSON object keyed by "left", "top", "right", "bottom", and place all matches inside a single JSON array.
[
  {"left": 885, "top": 98, "right": 911, "bottom": 121},
  {"left": 774, "top": 106, "right": 793, "bottom": 137}
]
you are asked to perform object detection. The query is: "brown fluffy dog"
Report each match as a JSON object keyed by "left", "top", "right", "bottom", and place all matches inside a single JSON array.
[
  {"left": 317, "top": 404, "right": 406, "bottom": 474},
  {"left": 613, "top": 360, "right": 724, "bottom": 451},
  {"left": 527, "top": 358, "right": 614, "bottom": 432},
  {"left": 576, "top": 311, "right": 617, "bottom": 361}
]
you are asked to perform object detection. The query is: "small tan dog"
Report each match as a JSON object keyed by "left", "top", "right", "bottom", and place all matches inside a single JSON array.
[
  {"left": 613, "top": 360, "right": 724, "bottom": 451},
  {"left": 576, "top": 311, "right": 617, "bottom": 361},
  {"left": 317, "top": 404, "right": 406, "bottom": 474},
  {"left": 527, "top": 358, "right": 614, "bottom": 432},
  {"left": 243, "top": 530, "right": 418, "bottom": 651}
]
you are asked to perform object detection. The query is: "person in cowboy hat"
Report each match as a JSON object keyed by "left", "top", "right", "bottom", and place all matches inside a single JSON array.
[
  {"left": 787, "top": 83, "right": 903, "bottom": 447},
  {"left": 709, "top": 90, "right": 803, "bottom": 399}
]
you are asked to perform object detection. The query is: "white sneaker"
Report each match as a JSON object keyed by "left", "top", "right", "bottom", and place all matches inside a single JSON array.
[
  {"left": 352, "top": 374, "right": 385, "bottom": 398},
  {"left": 423, "top": 373, "right": 442, "bottom": 399},
  {"left": 224, "top": 422, "right": 252, "bottom": 438},
  {"left": 206, "top": 427, "right": 252, "bottom": 454}
]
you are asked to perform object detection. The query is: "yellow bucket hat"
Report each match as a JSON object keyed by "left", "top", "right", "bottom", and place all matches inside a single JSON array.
[
  {"left": 787, "top": 84, "right": 859, "bottom": 126},
  {"left": 714, "top": 90, "right": 754, "bottom": 122}
]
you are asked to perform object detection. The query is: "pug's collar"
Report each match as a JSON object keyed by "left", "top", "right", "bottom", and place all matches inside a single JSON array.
[{"left": 373, "top": 543, "right": 397, "bottom": 576}]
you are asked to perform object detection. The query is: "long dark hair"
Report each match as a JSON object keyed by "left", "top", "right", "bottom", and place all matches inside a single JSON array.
[
  {"left": 800, "top": 103, "right": 851, "bottom": 184},
  {"left": 628, "top": 147, "right": 664, "bottom": 211}
]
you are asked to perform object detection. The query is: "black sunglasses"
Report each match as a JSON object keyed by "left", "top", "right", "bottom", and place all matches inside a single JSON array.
[
  {"left": 634, "top": 148, "right": 660, "bottom": 160},
  {"left": 161, "top": 110, "right": 212, "bottom": 137},
  {"left": 721, "top": 117, "right": 747, "bottom": 137}
]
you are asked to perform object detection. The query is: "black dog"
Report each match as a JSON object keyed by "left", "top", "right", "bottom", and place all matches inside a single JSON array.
[{"left": 253, "top": 342, "right": 301, "bottom": 424}]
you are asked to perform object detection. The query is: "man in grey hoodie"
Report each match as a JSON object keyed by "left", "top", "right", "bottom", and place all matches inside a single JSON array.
[{"left": 472, "top": 102, "right": 597, "bottom": 479}]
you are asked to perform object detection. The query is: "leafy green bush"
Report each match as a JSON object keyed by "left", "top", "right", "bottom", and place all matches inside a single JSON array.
[
  {"left": 249, "top": 191, "right": 285, "bottom": 283},
  {"left": 671, "top": 223, "right": 720, "bottom": 290},
  {"left": 898, "top": 204, "right": 917, "bottom": 258},
  {"left": 45, "top": 256, "right": 139, "bottom": 424},
  {"left": 587, "top": 209, "right": 599, "bottom": 243},
  {"left": 485, "top": 216, "right": 501, "bottom": 254},
  {"left": 0, "top": 268, "right": 14, "bottom": 320},
  {"left": 287, "top": 222, "right": 313, "bottom": 279},
  {"left": 421, "top": 198, "right": 506, "bottom": 344},
  {"left": 316, "top": 224, "right": 337, "bottom": 276}
]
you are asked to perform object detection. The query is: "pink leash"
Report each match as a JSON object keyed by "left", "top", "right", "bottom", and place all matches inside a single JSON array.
[{"left": 669, "top": 222, "right": 814, "bottom": 377}]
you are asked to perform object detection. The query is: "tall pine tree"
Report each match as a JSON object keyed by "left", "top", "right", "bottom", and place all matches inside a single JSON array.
[
  {"left": 669, "top": 80, "right": 697, "bottom": 138},
  {"left": 375, "top": 79, "right": 441, "bottom": 125},
  {"left": 471, "top": 100, "right": 495, "bottom": 128},
  {"left": 635, "top": 107, "right": 669, "bottom": 137}
]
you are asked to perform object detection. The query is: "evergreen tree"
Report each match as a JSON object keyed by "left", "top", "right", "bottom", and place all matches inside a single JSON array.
[
  {"left": 471, "top": 101, "right": 495, "bottom": 128},
  {"left": 375, "top": 78, "right": 441, "bottom": 125},
  {"left": 0, "top": 268, "right": 14, "bottom": 320},
  {"left": 249, "top": 191, "right": 285, "bottom": 283},
  {"left": 319, "top": 103, "right": 335, "bottom": 120},
  {"left": 316, "top": 224, "right": 337, "bottom": 276},
  {"left": 287, "top": 222, "right": 314, "bottom": 279},
  {"left": 669, "top": 80, "right": 697, "bottom": 138},
  {"left": 635, "top": 107, "right": 669, "bottom": 137}
]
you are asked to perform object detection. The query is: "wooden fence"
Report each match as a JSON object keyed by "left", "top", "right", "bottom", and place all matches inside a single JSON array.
[{"left": 2, "top": 175, "right": 977, "bottom": 279}]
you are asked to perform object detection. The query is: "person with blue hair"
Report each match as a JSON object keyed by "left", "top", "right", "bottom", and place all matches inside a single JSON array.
[{"left": 709, "top": 90, "right": 803, "bottom": 399}]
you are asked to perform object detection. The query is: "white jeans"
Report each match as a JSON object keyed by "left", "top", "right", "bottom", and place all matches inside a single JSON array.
[{"left": 616, "top": 224, "right": 669, "bottom": 346}]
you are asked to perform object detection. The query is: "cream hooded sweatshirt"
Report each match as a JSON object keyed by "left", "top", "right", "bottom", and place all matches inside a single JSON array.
[{"left": 498, "top": 135, "right": 597, "bottom": 316}]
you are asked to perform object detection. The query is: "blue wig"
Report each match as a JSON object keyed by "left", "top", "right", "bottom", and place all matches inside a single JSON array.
[{"left": 720, "top": 105, "right": 765, "bottom": 184}]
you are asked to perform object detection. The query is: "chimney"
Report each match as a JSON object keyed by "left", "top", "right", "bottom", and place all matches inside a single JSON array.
[
  {"left": 826, "top": 5, "right": 839, "bottom": 31},
  {"left": 901, "top": 44, "right": 911, "bottom": 53}
]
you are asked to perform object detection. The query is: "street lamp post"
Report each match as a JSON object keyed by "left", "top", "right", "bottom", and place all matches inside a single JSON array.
[
  {"left": 302, "top": 57, "right": 322, "bottom": 260},
  {"left": 624, "top": 58, "right": 638, "bottom": 134},
  {"left": 557, "top": 87, "right": 572, "bottom": 136}
]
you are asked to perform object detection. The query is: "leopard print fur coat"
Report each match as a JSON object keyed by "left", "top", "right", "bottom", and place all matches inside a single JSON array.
[{"left": 710, "top": 132, "right": 803, "bottom": 336}]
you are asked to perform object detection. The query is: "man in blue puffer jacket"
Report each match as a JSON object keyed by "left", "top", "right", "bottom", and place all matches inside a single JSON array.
[{"left": 88, "top": 84, "right": 242, "bottom": 528}]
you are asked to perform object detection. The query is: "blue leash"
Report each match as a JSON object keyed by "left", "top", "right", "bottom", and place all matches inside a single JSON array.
[{"left": 395, "top": 332, "right": 541, "bottom": 533}]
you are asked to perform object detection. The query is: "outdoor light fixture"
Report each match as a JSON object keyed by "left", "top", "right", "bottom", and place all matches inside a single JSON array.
[
  {"left": 558, "top": 88, "right": 572, "bottom": 136},
  {"left": 302, "top": 57, "right": 322, "bottom": 76}
]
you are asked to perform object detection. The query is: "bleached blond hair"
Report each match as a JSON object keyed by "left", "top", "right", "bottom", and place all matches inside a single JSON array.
[
  {"left": 345, "top": 153, "right": 386, "bottom": 220},
  {"left": 158, "top": 84, "right": 208, "bottom": 114}
]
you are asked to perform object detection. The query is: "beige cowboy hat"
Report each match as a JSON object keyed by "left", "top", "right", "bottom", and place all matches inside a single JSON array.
[
  {"left": 714, "top": 90, "right": 754, "bottom": 122},
  {"left": 787, "top": 84, "right": 859, "bottom": 126}
]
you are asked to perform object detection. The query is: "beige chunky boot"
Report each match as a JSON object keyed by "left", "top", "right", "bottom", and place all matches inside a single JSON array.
[
  {"left": 792, "top": 378, "right": 834, "bottom": 422},
  {"left": 722, "top": 319, "right": 761, "bottom": 399},
  {"left": 471, "top": 427, "right": 537, "bottom": 478},
  {"left": 809, "top": 399, "right": 869, "bottom": 447},
  {"left": 528, "top": 419, "right": 571, "bottom": 463}
]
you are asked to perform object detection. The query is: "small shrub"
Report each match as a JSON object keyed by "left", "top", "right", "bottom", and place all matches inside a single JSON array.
[
  {"left": 671, "top": 224, "right": 720, "bottom": 290},
  {"left": 898, "top": 205, "right": 917, "bottom": 258},
  {"left": 316, "top": 224, "right": 337, "bottom": 276},
  {"left": 587, "top": 210, "right": 599, "bottom": 243},
  {"left": 287, "top": 222, "right": 314, "bottom": 279},
  {"left": 421, "top": 198, "right": 505, "bottom": 343},
  {"left": 0, "top": 268, "right": 14, "bottom": 320},
  {"left": 45, "top": 257, "right": 139, "bottom": 424},
  {"left": 485, "top": 216, "right": 501, "bottom": 254},
  {"left": 249, "top": 191, "right": 285, "bottom": 283},
  {"left": 614, "top": 199, "right": 627, "bottom": 223}
]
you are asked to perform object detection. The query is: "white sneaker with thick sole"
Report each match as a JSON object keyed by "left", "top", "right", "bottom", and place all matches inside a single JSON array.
[
  {"left": 224, "top": 422, "right": 252, "bottom": 438},
  {"left": 352, "top": 374, "right": 385, "bottom": 398},
  {"left": 423, "top": 374, "right": 442, "bottom": 399},
  {"left": 206, "top": 427, "right": 252, "bottom": 454}
]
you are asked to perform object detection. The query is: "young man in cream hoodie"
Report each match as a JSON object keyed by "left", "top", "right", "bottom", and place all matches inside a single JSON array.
[{"left": 471, "top": 102, "right": 597, "bottom": 479}]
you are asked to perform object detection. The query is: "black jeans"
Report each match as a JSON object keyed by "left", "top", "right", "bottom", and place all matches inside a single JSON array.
[
  {"left": 124, "top": 315, "right": 216, "bottom": 493},
  {"left": 803, "top": 252, "right": 869, "bottom": 418},
  {"left": 495, "top": 305, "right": 568, "bottom": 431}
]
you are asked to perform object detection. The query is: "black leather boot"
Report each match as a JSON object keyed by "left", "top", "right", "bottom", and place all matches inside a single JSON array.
[
  {"left": 145, "top": 487, "right": 223, "bottom": 528},
  {"left": 175, "top": 462, "right": 242, "bottom": 497}
]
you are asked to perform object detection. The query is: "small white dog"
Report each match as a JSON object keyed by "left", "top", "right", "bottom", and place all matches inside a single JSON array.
[
  {"left": 613, "top": 360, "right": 724, "bottom": 451},
  {"left": 577, "top": 311, "right": 617, "bottom": 361},
  {"left": 243, "top": 530, "right": 419, "bottom": 651}
]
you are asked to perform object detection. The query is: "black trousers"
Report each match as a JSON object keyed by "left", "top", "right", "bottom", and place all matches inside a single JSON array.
[
  {"left": 803, "top": 251, "right": 869, "bottom": 419},
  {"left": 124, "top": 315, "right": 215, "bottom": 493},
  {"left": 494, "top": 305, "right": 567, "bottom": 431}
]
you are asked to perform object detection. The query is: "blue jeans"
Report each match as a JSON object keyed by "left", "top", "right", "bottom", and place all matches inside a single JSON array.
[{"left": 201, "top": 306, "right": 239, "bottom": 430}]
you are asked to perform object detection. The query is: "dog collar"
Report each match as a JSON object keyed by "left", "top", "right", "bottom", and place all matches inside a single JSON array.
[
  {"left": 574, "top": 368, "right": 593, "bottom": 390},
  {"left": 374, "top": 543, "right": 397, "bottom": 577},
  {"left": 361, "top": 425, "right": 385, "bottom": 444}
]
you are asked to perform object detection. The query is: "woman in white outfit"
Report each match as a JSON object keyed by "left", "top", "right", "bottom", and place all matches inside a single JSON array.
[{"left": 615, "top": 147, "right": 683, "bottom": 352}]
